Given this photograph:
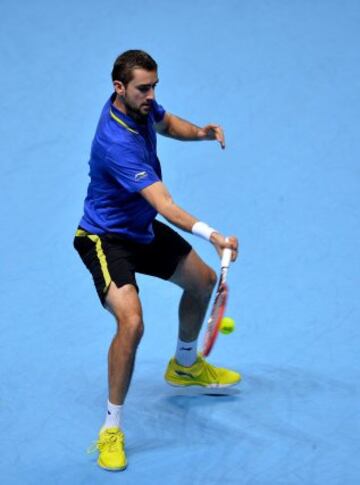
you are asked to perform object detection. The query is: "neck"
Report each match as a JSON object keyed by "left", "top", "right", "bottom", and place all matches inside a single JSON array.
[
  {"left": 112, "top": 94, "right": 147, "bottom": 125},
  {"left": 113, "top": 94, "right": 127, "bottom": 114}
]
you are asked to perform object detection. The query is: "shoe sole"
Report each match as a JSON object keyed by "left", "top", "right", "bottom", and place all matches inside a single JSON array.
[
  {"left": 165, "top": 380, "right": 240, "bottom": 389},
  {"left": 166, "top": 383, "right": 240, "bottom": 396},
  {"left": 98, "top": 460, "right": 127, "bottom": 472},
  {"left": 165, "top": 379, "right": 241, "bottom": 393}
]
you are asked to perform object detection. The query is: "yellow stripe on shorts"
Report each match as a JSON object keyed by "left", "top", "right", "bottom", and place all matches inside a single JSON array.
[
  {"left": 75, "top": 229, "right": 112, "bottom": 294},
  {"left": 75, "top": 229, "right": 88, "bottom": 237}
]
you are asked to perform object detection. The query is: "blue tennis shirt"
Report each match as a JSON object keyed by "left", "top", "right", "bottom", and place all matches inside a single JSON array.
[{"left": 79, "top": 94, "right": 166, "bottom": 243}]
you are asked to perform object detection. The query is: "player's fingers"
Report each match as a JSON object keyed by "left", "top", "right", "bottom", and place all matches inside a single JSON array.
[
  {"left": 216, "top": 126, "right": 225, "bottom": 149},
  {"left": 204, "top": 124, "right": 225, "bottom": 149},
  {"left": 210, "top": 125, "right": 225, "bottom": 149},
  {"left": 225, "top": 236, "right": 238, "bottom": 250},
  {"left": 212, "top": 234, "right": 237, "bottom": 260},
  {"left": 226, "top": 236, "right": 238, "bottom": 261}
]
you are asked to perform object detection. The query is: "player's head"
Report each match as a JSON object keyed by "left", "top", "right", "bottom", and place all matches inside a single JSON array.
[
  {"left": 112, "top": 50, "right": 159, "bottom": 120},
  {"left": 112, "top": 50, "right": 157, "bottom": 86}
]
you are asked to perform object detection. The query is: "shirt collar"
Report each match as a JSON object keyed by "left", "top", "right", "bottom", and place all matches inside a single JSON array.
[{"left": 109, "top": 93, "right": 144, "bottom": 134}]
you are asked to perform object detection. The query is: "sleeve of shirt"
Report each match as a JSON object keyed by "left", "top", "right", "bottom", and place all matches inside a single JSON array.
[
  {"left": 152, "top": 100, "right": 166, "bottom": 123},
  {"left": 106, "top": 143, "right": 160, "bottom": 193}
]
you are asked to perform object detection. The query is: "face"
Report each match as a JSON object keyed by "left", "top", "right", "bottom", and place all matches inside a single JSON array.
[{"left": 114, "top": 68, "right": 159, "bottom": 121}]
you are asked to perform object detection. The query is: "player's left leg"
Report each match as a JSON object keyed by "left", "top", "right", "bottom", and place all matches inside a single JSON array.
[
  {"left": 127, "top": 219, "right": 240, "bottom": 388},
  {"left": 165, "top": 249, "right": 241, "bottom": 388},
  {"left": 169, "top": 249, "right": 217, "bottom": 342}
]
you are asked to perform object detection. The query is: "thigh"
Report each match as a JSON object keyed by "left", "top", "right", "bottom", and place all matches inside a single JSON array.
[
  {"left": 169, "top": 249, "right": 217, "bottom": 292},
  {"left": 105, "top": 282, "right": 143, "bottom": 322},
  {"left": 134, "top": 220, "right": 192, "bottom": 280},
  {"left": 73, "top": 228, "right": 139, "bottom": 305}
]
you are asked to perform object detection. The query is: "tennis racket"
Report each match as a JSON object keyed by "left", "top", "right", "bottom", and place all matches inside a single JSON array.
[{"left": 202, "top": 247, "right": 232, "bottom": 357}]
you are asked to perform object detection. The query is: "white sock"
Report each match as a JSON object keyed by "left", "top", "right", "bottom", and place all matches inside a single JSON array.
[
  {"left": 175, "top": 338, "right": 198, "bottom": 367},
  {"left": 103, "top": 400, "right": 123, "bottom": 430}
]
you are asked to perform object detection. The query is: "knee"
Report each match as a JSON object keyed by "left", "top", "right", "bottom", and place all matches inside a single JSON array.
[
  {"left": 208, "top": 268, "right": 217, "bottom": 288},
  {"left": 116, "top": 314, "right": 144, "bottom": 345},
  {"left": 206, "top": 267, "right": 217, "bottom": 294},
  {"left": 194, "top": 267, "right": 217, "bottom": 298}
]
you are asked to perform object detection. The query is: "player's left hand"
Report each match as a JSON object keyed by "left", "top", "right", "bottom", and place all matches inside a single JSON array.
[
  {"left": 210, "top": 233, "right": 238, "bottom": 262},
  {"left": 198, "top": 124, "right": 225, "bottom": 149}
]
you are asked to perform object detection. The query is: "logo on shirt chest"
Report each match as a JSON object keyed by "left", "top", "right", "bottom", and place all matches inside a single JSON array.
[{"left": 135, "top": 171, "right": 148, "bottom": 181}]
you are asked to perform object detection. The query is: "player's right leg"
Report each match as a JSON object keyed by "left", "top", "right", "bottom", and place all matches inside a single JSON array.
[
  {"left": 104, "top": 282, "right": 144, "bottom": 407},
  {"left": 73, "top": 230, "right": 143, "bottom": 471},
  {"left": 90, "top": 282, "right": 144, "bottom": 471}
]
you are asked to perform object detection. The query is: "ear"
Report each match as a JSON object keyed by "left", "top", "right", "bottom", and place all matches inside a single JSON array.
[{"left": 113, "top": 80, "right": 126, "bottom": 96}]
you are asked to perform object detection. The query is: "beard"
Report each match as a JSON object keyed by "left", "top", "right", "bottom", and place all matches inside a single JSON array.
[{"left": 123, "top": 97, "right": 151, "bottom": 124}]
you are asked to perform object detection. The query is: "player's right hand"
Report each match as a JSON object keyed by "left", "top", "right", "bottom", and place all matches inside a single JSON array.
[
  {"left": 197, "top": 124, "right": 226, "bottom": 149},
  {"left": 210, "top": 232, "right": 238, "bottom": 262}
]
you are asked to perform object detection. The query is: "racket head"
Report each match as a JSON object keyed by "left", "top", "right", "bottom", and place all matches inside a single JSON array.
[{"left": 202, "top": 281, "right": 228, "bottom": 357}]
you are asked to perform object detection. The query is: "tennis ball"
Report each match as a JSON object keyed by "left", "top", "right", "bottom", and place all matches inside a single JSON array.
[{"left": 219, "top": 317, "right": 235, "bottom": 335}]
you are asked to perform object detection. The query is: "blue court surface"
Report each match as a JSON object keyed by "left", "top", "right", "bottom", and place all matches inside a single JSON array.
[{"left": 1, "top": 1, "right": 360, "bottom": 483}]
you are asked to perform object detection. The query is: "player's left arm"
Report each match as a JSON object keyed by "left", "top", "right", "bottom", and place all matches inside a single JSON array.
[
  {"left": 156, "top": 112, "right": 225, "bottom": 149},
  {"left": 140, "top": 181, "right": 238, "bottom": 261}
]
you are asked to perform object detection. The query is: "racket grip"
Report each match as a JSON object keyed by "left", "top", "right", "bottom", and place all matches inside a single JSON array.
[{"left": 221, "top": 247, "right": 232, "bottom": 268}]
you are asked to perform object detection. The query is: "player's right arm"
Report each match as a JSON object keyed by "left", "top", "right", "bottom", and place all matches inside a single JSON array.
[
  {"left": 140, "top": 181, "right": 238, "bottom": 261},
  {"left": 156, "top": 113, "right": 225, "bottom": 149}
]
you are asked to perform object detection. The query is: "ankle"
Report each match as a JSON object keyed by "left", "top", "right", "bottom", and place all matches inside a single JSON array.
[
  {"left": 175, "top": 338, "right": 198, "bottom": 367},
  {"left": 103, "top": 400, "right": 123, "bottom": 430}
]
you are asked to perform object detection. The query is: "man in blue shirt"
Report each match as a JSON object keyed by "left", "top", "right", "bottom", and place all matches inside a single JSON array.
[{"left": 74, "top": 50, "right": 240, "bottom": 471}]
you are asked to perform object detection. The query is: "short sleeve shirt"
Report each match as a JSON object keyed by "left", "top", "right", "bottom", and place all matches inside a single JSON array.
[{"left": 79, "top": 94, "right": 166, "bottom": 243}]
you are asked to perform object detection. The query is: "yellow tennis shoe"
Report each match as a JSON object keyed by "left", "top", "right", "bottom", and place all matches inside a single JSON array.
[
  {"left": 93, "top": 427, "right": 127, "bottom": 471},
  {"left": 165, "top": 355, "right": 241, "bottom": 388}
]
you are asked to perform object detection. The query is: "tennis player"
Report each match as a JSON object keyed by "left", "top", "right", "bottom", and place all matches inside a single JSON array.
[{"left": 74, "top": 50, "right": 241, "bottom": 471}]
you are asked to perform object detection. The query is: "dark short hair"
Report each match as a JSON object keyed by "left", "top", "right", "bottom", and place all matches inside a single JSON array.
[{"left": 111, "top": 50, "right": 158, "bottom": 86}]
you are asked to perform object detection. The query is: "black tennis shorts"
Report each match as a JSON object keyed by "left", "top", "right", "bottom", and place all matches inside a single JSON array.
[{"left": 73, "top": 219, "right": 192, "bottom": 305}]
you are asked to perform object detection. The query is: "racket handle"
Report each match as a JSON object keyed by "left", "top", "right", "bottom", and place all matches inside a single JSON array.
[{"left": 221, "top": 247, "right": 232, "bottom": 268}]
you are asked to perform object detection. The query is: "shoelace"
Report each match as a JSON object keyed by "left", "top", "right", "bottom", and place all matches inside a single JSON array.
[
  {"left": 173, "top": 356, "right": 219, "bottom": 382},
  {"left": 87, "top": 430, "right": 124, "bottom": 454},
  {"left": 201, "top": 359, "right": 219, "bottom": 382}
]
